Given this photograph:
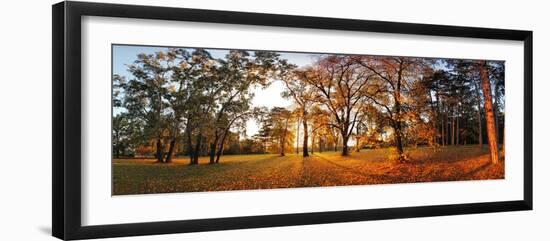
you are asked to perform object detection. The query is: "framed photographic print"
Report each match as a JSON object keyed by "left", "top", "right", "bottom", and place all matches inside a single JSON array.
[{"left": 52, "top": 1, "right": 533, "bottom": 240}]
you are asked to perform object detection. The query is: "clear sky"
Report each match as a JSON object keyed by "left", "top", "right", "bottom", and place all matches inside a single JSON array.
[{"left": 112, "top": 44, "right": 319, "bottom": 137}]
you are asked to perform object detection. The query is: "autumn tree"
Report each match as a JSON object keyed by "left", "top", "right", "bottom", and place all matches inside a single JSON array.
[
  {"left": 204, "top": 51, "right": 293, "bottom": 164},
  {"left": 479, "top": 60, "right": 499, "bottom": 164},
  {"left": 207, "top": 50, "right": 259, "bottom": 164},
  {"left": 405, "top": 74, "right": 437, "bottom": 147},
  {"left": 281, "top": 67, "right": 316, "bottom": 157},
  {"left": 309, "top": 107, "right": 331, "bottom": 153},
  {"left": 298, "top": 55, "right": 373, "bottom": 156},
  {"left": 353, "top": 56, "right": 424, "bottom": 162},
  {"left": 477, "top": 61, "right": 498, "bottom": 164},
  {"left": 114, "top": 51, "right": 177, "bottom": 163},
  {"left": 150, "top": 48, "right": 218, "bottom": 165},
  {"left": 266, "top": 107, "right": 295, "bottom": 155},
  {"left": 254, "top": 107, "right": 273, "bottom": 153},
  {"left": 253, "top": 107, "right": 297, "bottom": 155}
]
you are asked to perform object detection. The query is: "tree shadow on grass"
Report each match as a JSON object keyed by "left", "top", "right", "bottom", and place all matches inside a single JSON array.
[
  {"left": 460, "top": 161, "right": 493, "bottom": 179},
  {"left": 311, "top": 154, "right": 393, "bottom": 181}
]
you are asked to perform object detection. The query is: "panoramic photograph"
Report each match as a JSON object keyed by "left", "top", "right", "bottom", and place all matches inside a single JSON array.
[{"left": 111, "top": 44, "right": 505, "bottom": 195}]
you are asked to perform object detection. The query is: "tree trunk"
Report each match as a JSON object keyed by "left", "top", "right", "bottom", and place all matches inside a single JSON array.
[
  {"left": 393, "top": 85, "right": 405, "bottom": 162},
  {"left": 296, "top": 117, "right": 300, "bottom": 155},
  {"left": 186, "top": 128, "right": 195, "bottom": 165},
  {"left": 477, "top": 103, "right": 483, "bottom": 147},
  {"left": 215, "top": 143, "right": 224, "bottom": 163},
  {"left": 355, "top": 124, "right": 361, "bottom": 152},
  {"left": 164, "top": 139, "right": 176, "bottom": 163},
  {"left": 479, "top": 61, "right": 499, "bottom": 164},
  {"left": 495, "top": 113, "right": 500, "bottom": 145},
  {"left": 114, "top": 130, "right": 121, "bottom": 158},
  {"left": 493, "top": 79, "right": 501, "bottom": 150},
  {"left": 114, "top": 146, "right": 120, "bottom": 159},
  {"left": 208, "top": 130, "right": 220, "bottom": 164},
  {"left": 280, "top": 135, "right": 286, "bottom": 156},
  {"left": 475, "top": 81, "right": 484, "bottom": 147},
  {"left": 215, "top": 141, "right": 224, "bottom": 164},
  {"left": 456, "top": 110, "right": 460, "bottom": 145},
  {"left": 451, "top": 114, "right": 455, "bottom": 145},
  {"left": 209, "top": 142, "right": 216, "bottom": 164},
  {"left": 215, "top": 131, "right": 229, "bottom": 163},
  {"left": 341, "top": 133, "right": 350, "bottom": 156},
  {"left": 155, "top": 88, "right": 164, "bottom": 163},
  {"left": 441, "top": 112, "right": 446, "bottom": 146},
  {"left": 429, "top": 91, "right": 438, "bottom": 146},
  {"left": 155, "top": 137, "right": 163, "bottom": 163},
  {"left": 192, "top": 134, "right": 202, "bottom": 165},
  {"left": 394, "top": 123, "right": 405, "bottom": 162},
  {"left": 302, "top": 117, "right": 309, "bottom": 157},
  {"left": 444, "top": 117, "right": 448, "bottom": 146},
  {"left": 435, "top": 92, "right": 442, "bottom": 146},
  {"left": 281, "top": 117, "right": 289, "bottom": 156}
]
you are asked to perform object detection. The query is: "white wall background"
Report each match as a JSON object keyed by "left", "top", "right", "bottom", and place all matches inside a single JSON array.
[{"left": 0, "top": 0, "right": 547, "bottom": 240}]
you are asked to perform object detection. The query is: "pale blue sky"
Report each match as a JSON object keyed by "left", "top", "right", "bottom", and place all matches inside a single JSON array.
[{"left": 112, "top": 45, "right": 317, "bottom": 77}]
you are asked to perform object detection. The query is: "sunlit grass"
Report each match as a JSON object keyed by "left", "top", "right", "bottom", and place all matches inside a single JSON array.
[{"left": 113, "top": 145, "right": 504, "bottom": 195}]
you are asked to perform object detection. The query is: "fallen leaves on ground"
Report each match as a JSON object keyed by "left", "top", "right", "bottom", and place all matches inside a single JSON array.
[{"left": 112, "top": 145, "right": 504, "bottom": 195}]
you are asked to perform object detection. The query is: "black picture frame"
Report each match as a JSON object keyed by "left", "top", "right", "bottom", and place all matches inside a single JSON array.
[{"left": 52, "top": 1, "right": 533, "bottom": 240}]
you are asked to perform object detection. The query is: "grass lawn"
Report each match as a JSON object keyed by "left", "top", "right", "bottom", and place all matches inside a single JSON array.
[{"left": 112, "top": 145, "right": 504, "bottom": 195}]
